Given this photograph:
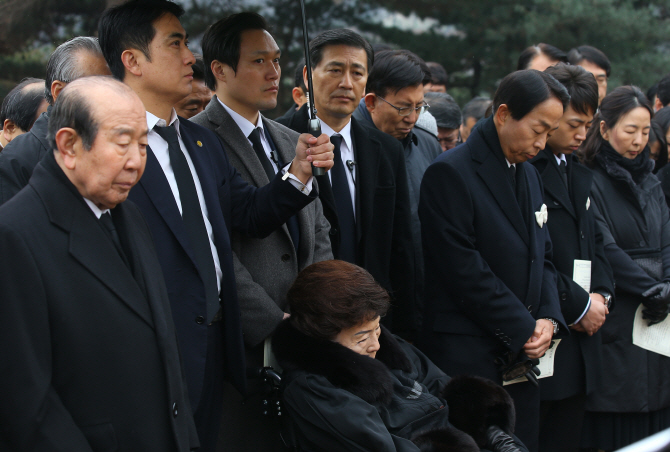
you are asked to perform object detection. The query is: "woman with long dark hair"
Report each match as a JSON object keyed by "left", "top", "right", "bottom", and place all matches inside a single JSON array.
[
  {"left": 580, "top": 86, "right": 670, "bottom": 450},
  {"left": 652, "top": 107, "right": 670, "bottom": 205}
]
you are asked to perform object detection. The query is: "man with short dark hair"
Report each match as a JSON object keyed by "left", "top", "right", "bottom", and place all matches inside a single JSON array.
[
  {"left": 276, "top": 29, "right": 418, "bottom": 340},
  {"left": 460, "top": 96, "right": 491, "bottom": 142},
  {"left": 530, "top": 63, "right": 615, "bottom": 451},
  {"left": 425, "top": 91, "right": 462, "bottom": 151},
  {"left": 0, "top": 36, "right": 110, "bottom": 203},
  {"left": 568, "top": 45, "right": 611, "bottom": 105},
  {"left": 98, "top": 2, "right": 333, "bottom": 450},
  {"left": 420, "top": 70, "right": 568, "bottom": 451},
  {"left": 191, "top": 12, "right": 333, "bottom": 450},
  {"left": 653, "top": 74, "right": 670, "bottom": 112},
  {"left": 354, "top": 49, "right": 442, "bottom": 328},
  {"left": 424, "top": 61, "right": 448, "bottom": 93},
  {"left": 0, "top": 78, "right": 47, "bottom": 150},
  {"left": 0, "top": 76, "right": 198, "bottom": 452},
  {"left": 517, "top": 43, "right": 567, "bottom": 71},
  {"left": 174, "top": 53, "right": 213, "bottom": 119}
]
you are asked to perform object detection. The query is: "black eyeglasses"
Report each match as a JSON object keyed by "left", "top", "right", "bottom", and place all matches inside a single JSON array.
[{"left": 377, "top": 96, "right": 430, "bottom": 117}]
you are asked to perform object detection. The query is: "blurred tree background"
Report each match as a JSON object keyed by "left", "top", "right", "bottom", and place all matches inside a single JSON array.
[{"left": 1, "top": 0, "right": 670, "bottom": 116}]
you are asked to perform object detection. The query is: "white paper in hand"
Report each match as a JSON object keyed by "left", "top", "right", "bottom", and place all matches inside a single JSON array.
[
  {"left": 573, "top": 260, "right": 592, "bottom": 292},
  {"left": 632, "top": 304, "right": 670, "bottom": 357},
  {"left": 502, "top": 339, "right": 562, "bottom": 385}
]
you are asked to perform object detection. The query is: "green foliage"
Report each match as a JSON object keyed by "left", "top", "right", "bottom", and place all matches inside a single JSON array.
[{"left": 2, "top": 0, "right": 670, "bottom": 110}]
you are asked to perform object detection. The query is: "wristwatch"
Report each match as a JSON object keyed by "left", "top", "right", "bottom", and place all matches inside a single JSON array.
[
  {"left": 597, "top": 292, "right": 612, "bottom": 309},
  {"left": 543, "top": 317, "right": 559, "bottom": 335}
]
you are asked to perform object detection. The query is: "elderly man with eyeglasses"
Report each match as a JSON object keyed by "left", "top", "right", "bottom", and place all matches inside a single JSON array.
[
  {"left": 277, "top": 30, "right": 419, "bottom": 341},
  {"left": 353, "top": 49, "right": 443, "bottom": 329}
]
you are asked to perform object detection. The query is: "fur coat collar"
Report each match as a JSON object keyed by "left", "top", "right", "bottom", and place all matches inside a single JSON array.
[{"left": 272, "top": 321, "right": 412, "bottom": 405}]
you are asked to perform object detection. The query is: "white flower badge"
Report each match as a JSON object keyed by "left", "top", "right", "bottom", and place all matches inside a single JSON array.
[
  {"left": 586, "top": 197, "right": 590, "bottom": 210},
  {"left": 535, "top": 204, "right": 548, "bottom": 228}
]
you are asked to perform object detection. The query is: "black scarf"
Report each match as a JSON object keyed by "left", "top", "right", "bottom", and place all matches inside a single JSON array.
[{"left": 596, "top": 141, "right": 654, "bottom": 184}]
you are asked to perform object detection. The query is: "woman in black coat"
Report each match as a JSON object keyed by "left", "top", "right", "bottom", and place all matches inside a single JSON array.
[
  {"left": 272, "top": 260, "right": 527, "bottom": 452},
  {"left": 580, "top": 86, "right": 670, "bottom": 450}
]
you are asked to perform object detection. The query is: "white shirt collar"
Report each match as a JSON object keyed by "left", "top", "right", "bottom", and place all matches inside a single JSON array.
[
  {"left": 218, "top": 97, "right": 264, "bottom": 139},
  {"left": 554, "top": 152, "right": 567, "bottom": 165},
  {"left": 505, "top": 158, "right": 515, "bottom": 168},
  {"left": 146, "top": 109, "right": 181, "bottom": 136},
  {"left": 320, "top": 119, "right": 353, "bottom": 151},
  {"left": 83, "top": 198, "right": 109, "bottom": 219}
]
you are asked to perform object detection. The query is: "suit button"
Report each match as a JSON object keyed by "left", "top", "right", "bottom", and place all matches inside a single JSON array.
[
  {"left": 560, "top": 293, "right": 568, "bottom": 301},
  {"left": 527, "top": 305, "right": 533, "bottom": 312},
  {"left": 581, "top": 232, "right": 585, "bottom": 239},
  {"left": 281, "top": 254, "right": 291, "bottom": 262},
  {"left": 329, "top": 228, "right": 338, "bottom": 236},
  {"left": 553, "top": 201, "right": 560, "bottom": 206},
  {"left": 172, "top": 402, "right": 178, "bottom": 418},
  {"left": 195, "top": 316, "right": 205, "bottom": 324}
]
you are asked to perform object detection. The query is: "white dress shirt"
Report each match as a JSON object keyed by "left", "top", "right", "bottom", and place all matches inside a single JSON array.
[
  {"left": 84, "top": 198, "right": 108, "bottom": 219},
  {"left": 146, "top": 109, "right": 223, "bottom": 293},
  {"left": 321, "top": 120, "right": 356, "bottom": 218}
]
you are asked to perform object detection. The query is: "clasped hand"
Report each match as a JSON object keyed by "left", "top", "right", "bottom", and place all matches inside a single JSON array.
[
  {"left": 523, "top": 318, "right": 554, "bottom": 359},
  {"left": 289, "top": 133, "right": 335, "bottom": 185}
]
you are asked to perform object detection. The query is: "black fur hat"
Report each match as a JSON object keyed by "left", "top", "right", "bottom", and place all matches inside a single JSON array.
[{"left": 442, "top": 375, "right": 516, "bottom": 447}]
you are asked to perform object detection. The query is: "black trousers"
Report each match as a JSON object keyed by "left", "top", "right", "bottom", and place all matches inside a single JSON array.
[
  {"left": 539, "top": 393, "right": 586, "bottom": 452},
  {"left": 193, "top": 322, "right": 225, "bottom": 452}
]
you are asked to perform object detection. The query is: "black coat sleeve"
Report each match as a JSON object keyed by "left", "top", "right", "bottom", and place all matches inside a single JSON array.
[{"left": 0, "top": 224, "right": 94, "bottom": 451}]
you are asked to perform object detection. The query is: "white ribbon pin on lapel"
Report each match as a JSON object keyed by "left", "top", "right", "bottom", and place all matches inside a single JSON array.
[
  {"left": 535, "top": 204, "right": 548, "bottom": 228},
  {"left": 586, "top": 197, "right": 590, "bottom": 210}
]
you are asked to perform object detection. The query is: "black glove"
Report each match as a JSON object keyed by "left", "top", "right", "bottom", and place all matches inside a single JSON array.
[
  {"left": 642, "top": 282, "right": 670, "bottom": 326},
  {"left": 485, "top": 425, "right": 527, "bottom": 452}
]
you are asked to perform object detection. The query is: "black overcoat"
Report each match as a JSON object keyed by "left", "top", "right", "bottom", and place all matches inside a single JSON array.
[
  {"left": 0, "top": 154, "right": 198, "bottom": 451},
  {"left": 587, "top": 152, "right": 670, "bottom": 413},
  {"left": 530, "top": 148, "right": 614, "bottom": 400}
]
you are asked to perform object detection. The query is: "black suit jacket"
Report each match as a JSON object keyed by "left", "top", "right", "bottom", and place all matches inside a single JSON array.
[
  {"left": 276, "top": 105, "right": 418, "bottom": 338},
  {"left": 0, "top": 153, "right": 197, "bottom": 451},
  {"left": 127, "top": 117, "right": 315, "bottom": 405},
  {"left": 419, "top": 117, "right": 566, "bottom": 379},
  {"left": 0, "top": 108, "right": 51, "bottom": 205},
  {"left": 530, "top": 148, "right": 614, "bottom": 400}
]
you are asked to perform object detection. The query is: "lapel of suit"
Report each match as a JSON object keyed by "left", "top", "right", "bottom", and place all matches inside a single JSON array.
[
  {"left": 569, "top": 155, "right": 592, "bottom": 223},
  {"left": 351, "top": 118, "right": 377, "bottom": 244},
  {"left": 265, "top": 118, "right": 308, "bottom": 259},
  {"left": 179, "top": 121, "right": 232, "bottom": 261},
  {"left": 207, "top": 98, "right": 270, "bottom": 187},
  {"left": 474, "top": 147, "right": 530, "bottom": 246},
  {"left": 542, "top": 149, "right": 576, "bottom": 219},
  {"left": 34, "top": 163, "right": 154, "bottom": 328},
  {"left": 136, "top": 146, "right": 197, "bottom": 267}
]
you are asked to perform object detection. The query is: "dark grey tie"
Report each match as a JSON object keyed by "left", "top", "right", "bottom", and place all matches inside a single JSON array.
[
  {"left": 559, "top": 159, "right": 569, "bottom": 189},
  {"left": 154, "top": 124, "right": 220, "bottom": 323},
  {"left": 509, "top": 164, "right": 516, "bottom": 188},
  {"left": 100, "top": 212, "right": 123, "bottom": 255},
  {"left": 330, "top": 135, "right": 356, "bottom": 263},
  {"left": 248, "top": 127, "right": 276, "bottom": 181}
]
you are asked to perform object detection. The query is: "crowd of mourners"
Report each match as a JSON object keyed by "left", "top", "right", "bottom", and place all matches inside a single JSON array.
[{"left": 2, "top": 1, "right": 670, "bottom": 452}]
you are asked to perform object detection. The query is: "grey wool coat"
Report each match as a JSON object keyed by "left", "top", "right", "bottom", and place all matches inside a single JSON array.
[{"left": 191, "top": 96, "right": 333, "bottom": 348}]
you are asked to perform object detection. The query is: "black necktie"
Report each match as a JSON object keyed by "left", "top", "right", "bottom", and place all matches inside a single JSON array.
[
  {"left": 100, "top": 212, "right": 124, "bottom": 257},
  {"left": 248, "top": 127, "right": 276, "bottom": 181},
  {"left": 559, "top": 159, "right": 569, "bottom": 189},
  {"left": 154, "top": 124, "right": 220, "bottom": 323},
  {"left": 509, "top": 164, "right": 516, "bottom": 189},
  {"left": 330, "top": 135, "right": 356, "bottom": 263}
]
